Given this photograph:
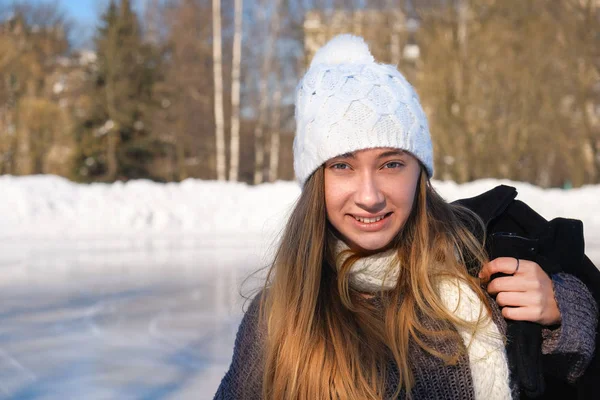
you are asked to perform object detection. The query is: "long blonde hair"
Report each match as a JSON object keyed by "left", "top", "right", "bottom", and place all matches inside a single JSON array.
[{"left": 258, "top": 166, "right": 491, "bottom": 399}]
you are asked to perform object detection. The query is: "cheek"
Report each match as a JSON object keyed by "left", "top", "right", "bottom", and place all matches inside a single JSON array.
[
  {"left": 392, "top": 190, "right": 415, "bottom": 212},
  {"left": 324, "top": 175, "right": 340, "bottom": 220},
  {"left": 324, "top": 177, "right": 353, "bottom": 228},
  {"left": 325, "top": 187, "right": 343, "bottom": 221},
  {"left": 390, "top": 177, "right": 419, "bottom": 214}
]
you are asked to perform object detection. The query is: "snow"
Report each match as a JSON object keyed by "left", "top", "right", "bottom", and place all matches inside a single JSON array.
[
  {"left": 0, "top": 175, "right": 298, "bottom": 240},
  {"left": 1, "top": 174, "right": 598, "bottom": 243}
]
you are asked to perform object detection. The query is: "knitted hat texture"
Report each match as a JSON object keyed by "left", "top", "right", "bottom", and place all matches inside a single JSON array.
[{"left": 293, "top": 34, "right": 434, "bottom": 185}]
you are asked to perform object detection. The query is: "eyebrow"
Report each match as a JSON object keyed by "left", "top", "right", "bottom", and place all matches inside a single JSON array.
[
  {"left": 331, "top": 149, "right": 406, "bottom": 161},
  {"left": 377, "top": 150, "right": 406, "bottom": 159},
  {"left": 334, "top": 152, "right": 355, "bottom": 159}
]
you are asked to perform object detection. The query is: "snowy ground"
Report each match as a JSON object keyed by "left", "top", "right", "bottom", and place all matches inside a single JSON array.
[{"left": 0, "top": 175, "right": 598, "bottom": 399}]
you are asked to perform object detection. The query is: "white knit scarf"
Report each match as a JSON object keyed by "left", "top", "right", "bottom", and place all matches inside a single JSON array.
[{"left": 334, "top": 241, "right": 513, "bottom": 400}]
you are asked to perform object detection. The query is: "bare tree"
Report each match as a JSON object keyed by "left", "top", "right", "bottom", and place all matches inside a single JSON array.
[
  {"left": 412, "top": 0, "right": 596, "bottom": 186},
  {"left": 562, "top": 0, "right": 600, "bottom": 183},
  {"left": 212, "top": 0, "right": 226, "bottom": 180},
  {"left": 229, "top": 0, "right": 243, "bottom": 181},
  {"left": 253, "top": 0, "right": 277, "bottom": 185},
  {"left": 152, "top": 0, "right": 215, "bottom": 181},
  {"left": 0, "top": 2, "right": 71, "bottom": 175},
  {"left": 0, "top": 33, "right": 19, "bottom": 174}
]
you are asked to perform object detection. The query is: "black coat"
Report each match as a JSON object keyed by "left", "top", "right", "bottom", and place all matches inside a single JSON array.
[{"left": 454, "top": 184, "right": 600, "bottom": 400}]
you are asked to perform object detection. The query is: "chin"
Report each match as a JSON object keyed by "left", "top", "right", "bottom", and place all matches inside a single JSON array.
[{"left": 350, "top": 236, "right": 395, "bottom": 253}]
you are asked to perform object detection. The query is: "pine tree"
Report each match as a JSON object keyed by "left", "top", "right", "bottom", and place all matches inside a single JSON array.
[{"left": 75, "top": 0, "right": 162, "bottom": 182}]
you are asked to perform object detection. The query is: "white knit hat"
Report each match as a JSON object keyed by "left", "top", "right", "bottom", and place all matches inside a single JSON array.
[{"left": 293, "top": 34, "right": 434, "bottom": 185}]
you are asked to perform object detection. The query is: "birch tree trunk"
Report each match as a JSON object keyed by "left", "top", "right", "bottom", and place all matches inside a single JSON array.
[
  {"left": 212, "top": 0, "right": 226, "bottom": 181},
  {"left": 229, "top": 0, "right": 243, "bottom": 181},
  {"left": 454, "top": 0, "right": 470, "bottom": 182}
]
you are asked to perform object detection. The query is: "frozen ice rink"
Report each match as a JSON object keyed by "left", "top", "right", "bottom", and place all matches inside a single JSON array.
[{"left": 0, "top": 239, "right": 268, "bottom": 400}]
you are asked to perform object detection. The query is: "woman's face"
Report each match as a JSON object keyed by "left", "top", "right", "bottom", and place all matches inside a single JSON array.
[{"left": 324, "top": 148, "right": 421, "bottom": 253}]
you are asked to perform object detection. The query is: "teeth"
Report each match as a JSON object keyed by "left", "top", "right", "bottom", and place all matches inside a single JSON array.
[{"left": 354, "top": 215, "right": 385, "bottom": 223}]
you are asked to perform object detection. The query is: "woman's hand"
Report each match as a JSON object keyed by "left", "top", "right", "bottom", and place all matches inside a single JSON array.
[{"left": 479, "top": 257, "right": 561, "bottom": 326}]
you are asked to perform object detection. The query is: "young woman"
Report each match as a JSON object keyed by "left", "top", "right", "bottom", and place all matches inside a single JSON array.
[{"left": 214, "top": 35, "right": 597, "bottom": 400}]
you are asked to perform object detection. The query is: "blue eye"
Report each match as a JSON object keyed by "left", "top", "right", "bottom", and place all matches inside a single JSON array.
[
  {"left": 331, "top": 163, "right": 349, "bottom": 170},
  {"left": 384, "top": 161, "right": 404, "bottom": 169}
]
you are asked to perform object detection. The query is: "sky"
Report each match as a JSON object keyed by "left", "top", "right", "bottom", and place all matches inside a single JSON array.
[
  {"left": 61, "top": 0, "right": 100, "bottom": 25},
  {"left": 25, "top": 0, "right": 148, "bottom": 48},
  {"left": 27, "top": 0, "right": 106, "bottom": 25}
]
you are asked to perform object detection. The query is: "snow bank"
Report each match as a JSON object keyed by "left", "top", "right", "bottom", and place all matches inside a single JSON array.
[{"left": 1, "top": 175, "right": 598, "bottom": 242}]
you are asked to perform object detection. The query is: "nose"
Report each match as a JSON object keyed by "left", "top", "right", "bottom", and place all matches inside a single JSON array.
[{"left": 354, "top": 172, "right": 385, "bottom": 212}]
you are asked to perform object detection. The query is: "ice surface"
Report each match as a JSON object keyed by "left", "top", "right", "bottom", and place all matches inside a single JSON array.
[
  {"left": 0, "top": 244, "right": 265, "bottom": 399},
  {"left": 0, "top": 269, "right": 256, "bottom": 399}
]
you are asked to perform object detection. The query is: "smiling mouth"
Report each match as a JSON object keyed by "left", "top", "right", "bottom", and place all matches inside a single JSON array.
[{"left": 352, "top": 212, "right": 392, "bottom": 224}]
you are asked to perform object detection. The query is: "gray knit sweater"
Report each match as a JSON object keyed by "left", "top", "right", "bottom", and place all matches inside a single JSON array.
[{"left": 214, "top": 273, "right": 597, "bottom": 399}]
